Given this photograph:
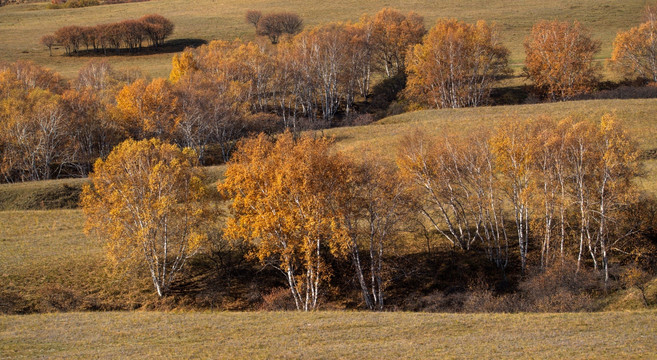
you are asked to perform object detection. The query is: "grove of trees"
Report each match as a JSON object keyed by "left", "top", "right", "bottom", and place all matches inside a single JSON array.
[
  {"left": 171, "top": 8, "right": 427, "bottom": 128},
  {"left": 399, "top": 115, "right": 639, "bottom": 281},
  {"left": 209, "top": 113, "right": 646, "bottom": 310},
  {"left": 45, "top": 14, "right": 174, "bottom": 55}
]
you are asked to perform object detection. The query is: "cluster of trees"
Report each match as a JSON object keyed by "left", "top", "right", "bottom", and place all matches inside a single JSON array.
[
  {"left": 0, "top": 61, "right": 80, "bottom": 181},
  {"left": 0, "top": 58, "right": 270, "bottom": 182},
  {"left": 399, "top": 115, "right": 639, "bottom": 284},
  {"left": 245, "top": 10, "right": 304, "bottom": 44},
  {"left": 218, "top": 133, "right": 407, "bottom": 310},
  {"left": 48, "top": 0, "right": 149, "bottom": 9},
  {"left": 522, "top": 4, "right": 657, "bottom": 101},
  {"left": 42, "top": 14, "right": 173, "bottom": 56},
  {"left": 0, "top": 60, "right": 134, "bottom": 181},
  {"left": 172, "top": 8, "right": 426, "bottom": 127},
  {"left": 81, "top": 113, "right": 647, "bottom": 310}
]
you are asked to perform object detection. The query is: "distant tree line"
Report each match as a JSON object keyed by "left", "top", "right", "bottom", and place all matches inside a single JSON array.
[
  {"left": 48, "top": 0, "right": 150, "bottom": 9},
  {"left": 42, "top": 14, "right": 173, "bottom": 56}
]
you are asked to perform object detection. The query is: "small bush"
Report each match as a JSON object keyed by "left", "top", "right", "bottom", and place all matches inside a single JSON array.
[
  {"left": 259, "top": 287, "right": 295, "bottom": 311},
  {"left": 0, "top": 290, "right": 34, "bottom": 314},
  {"left": 36, "top": 285, "right": 82, "bottom": 312},
  {"left": 518, "top": 261, "right": 599, "bottom": 312}
]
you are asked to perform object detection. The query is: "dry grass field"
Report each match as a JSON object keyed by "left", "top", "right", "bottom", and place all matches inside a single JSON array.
[
  {"left": 0, "top": 0, "right": 648, "bottom": 78},
  {"left": 1, "top": 310, "right": 656, "bottom": 358}
]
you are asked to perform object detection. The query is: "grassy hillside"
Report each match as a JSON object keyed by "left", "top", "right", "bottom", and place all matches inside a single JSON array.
[
  {"left": 0, "top": 209, "right": 153, "bottom": 313},
  {"left": 2, "top": 310, "right": 657, "bottom": 358},
  {"left": 0, "top": 178, "right": 86, "bottom": 211},
  {"left": 0, "top": 0, "right": 648, "bottom": 78},
  {"left": 325, "top": 98, "right": 657, "bottom": 193}
]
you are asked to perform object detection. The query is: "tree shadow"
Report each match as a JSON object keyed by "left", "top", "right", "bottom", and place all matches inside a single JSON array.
[{"left": 69, "top": 38, "right": 208, "bottom": 57}]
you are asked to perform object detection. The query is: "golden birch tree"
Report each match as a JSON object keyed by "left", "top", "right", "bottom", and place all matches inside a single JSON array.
[
  {"left": 81, "top": 138, "right": 208, "bottom": 297},
  {"left": 405, "top": 19, "right": 510, "bottom": 108},
  {"left": 219, "top": 132, "right": 350, "bottom": 311},
  {"left": 611, "top": 5, "right": 657, "bottom": 82},
  {"left": 524, "top": 20, "right": 601, "bottom": 101},
  {"left": 362, "top": 8, "right": 426, "bottom": 77}
]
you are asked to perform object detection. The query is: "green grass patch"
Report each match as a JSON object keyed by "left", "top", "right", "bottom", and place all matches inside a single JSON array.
[{"left": 1, "top": 310, "right": 656, "bottom": 358}]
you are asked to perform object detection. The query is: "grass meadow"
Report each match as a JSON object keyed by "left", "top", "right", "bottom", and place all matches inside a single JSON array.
[
  {"left": 2, "top": 310, "right": 657, "bottom": 358},
  {"left": 0, "top": 0, "right": 649, "bottom": 78}
]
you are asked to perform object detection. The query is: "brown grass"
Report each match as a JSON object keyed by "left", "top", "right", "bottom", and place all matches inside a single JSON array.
[
  {"left": 1, "top": 310, "right": 656, "bottom": 358},
  {"left": 0, "top": 209, "right": 155, "bottom": 313}
]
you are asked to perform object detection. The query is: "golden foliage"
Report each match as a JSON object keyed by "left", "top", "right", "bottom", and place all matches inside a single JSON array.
[
  {"left": 218, "top": 132, "right": 351, "bottom": 310},
  {"left": 169, "top": 51, "right": 198, "bottom": 84},
  {"left": 524, "top": 20, "right": 601, "bottom": 101},
  {"left": 0, "top": 85, "right": 71, "bottom": 181},
  {"left": 81, "top": 138, "right": 208, "bottom": 297},
  {"left": 362, "top": 8, "right": 426, "bottom": 77},
  {"left": 611, "top": 19, "right": 657, "bottom": 82},
  {"left": 114, "top": 78, "right": 180, "bottom": 140},
  {"left": 406, "top": 19, "right": 510, "bottom": 108}
]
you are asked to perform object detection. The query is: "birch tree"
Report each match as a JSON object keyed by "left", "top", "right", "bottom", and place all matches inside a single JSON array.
[
  {"left": 81, "top": 138, "right": 208, "bottom": 297},
  {"left": 611, "top": 6, "right": 657, "bottom": 82},
  {"left": 341, "top": 158, "right": 408, "bottom": 310},
  {"left": 219, "top": 132, "right": 350, "bottom": 311},
  {"left": 491, "top": 119, "right": 536, "bottom": 272},
  {"left": 406, "top": 19, "right": 510, "bottom": 108},
  {"left": 362, "top": 8, "right": 426, "bottom": 78},
  {"left": 524, "top": 20, "right": 601, "bottom": 101}
]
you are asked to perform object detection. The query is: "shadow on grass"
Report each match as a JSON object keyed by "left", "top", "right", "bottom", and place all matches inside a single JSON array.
[{"left": 66, "top": 38, "right": 208, "bottom": 57}]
